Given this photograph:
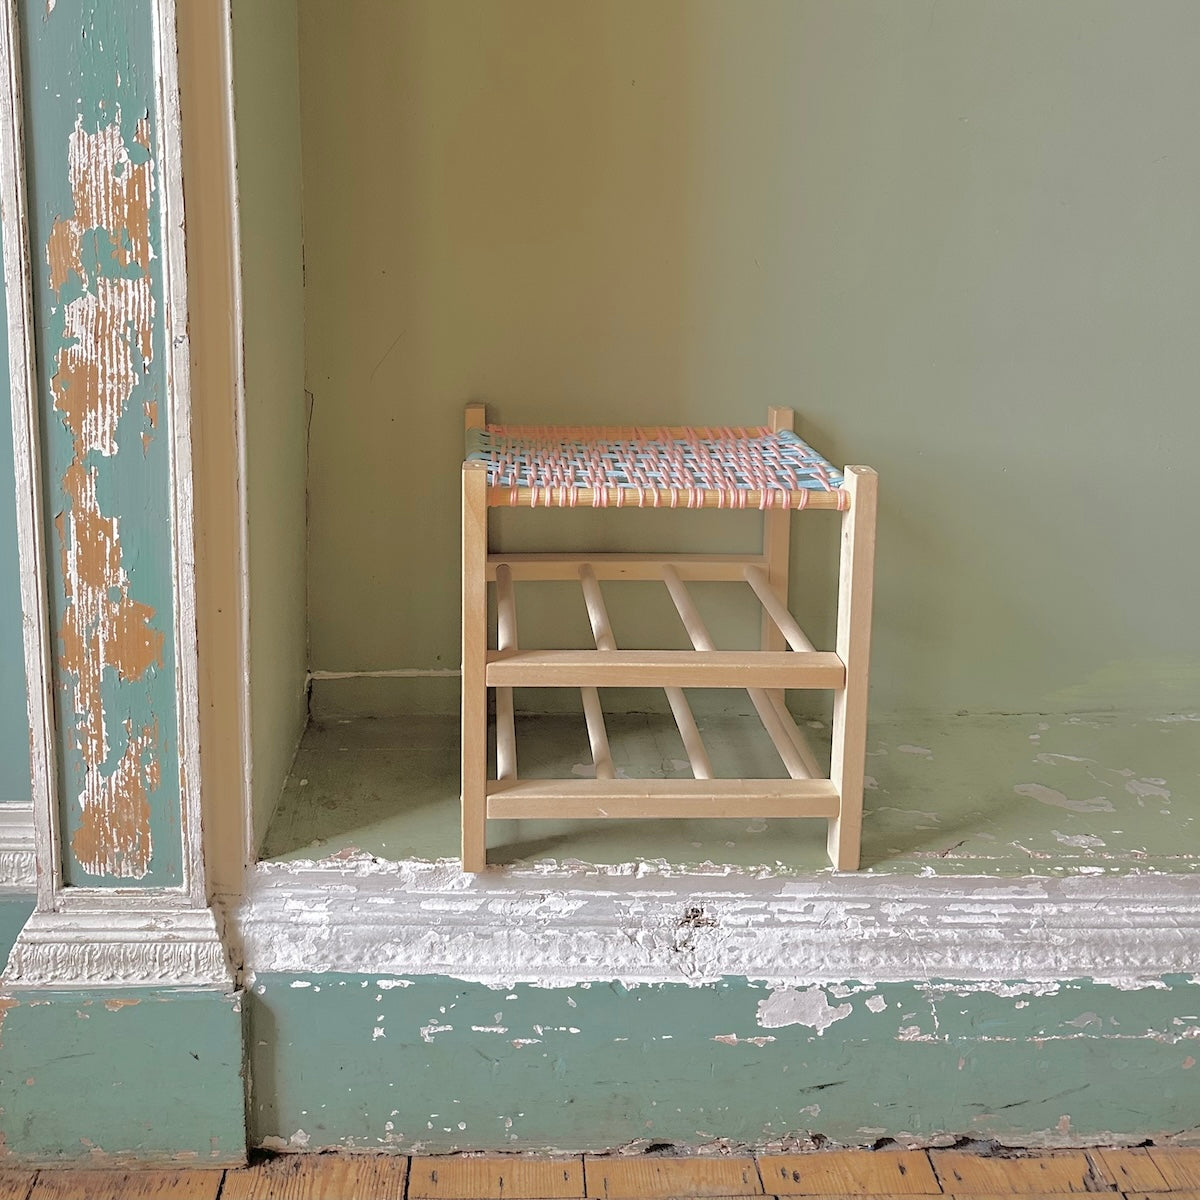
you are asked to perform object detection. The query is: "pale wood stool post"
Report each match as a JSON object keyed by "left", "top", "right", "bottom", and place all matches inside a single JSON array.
[
  {"left": 460, "top": 404, "right": 489, "bottom": 872},
  {"left": 760, "top": 405, "right": 793, "bottom": 658},
  {"left": 828, "top": 464, "right": 877, "bottom": 871},
  {"left": 460, "top": 403, "right": 876, "bottom": 872}
]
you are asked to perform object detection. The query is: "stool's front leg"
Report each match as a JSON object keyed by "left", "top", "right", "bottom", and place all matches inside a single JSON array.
[
  {"left": 828, "top": 465, "right": 878, "bottom": 871},
  {"left": 461, "top": 460, "right": 490, "bottom": 872}
]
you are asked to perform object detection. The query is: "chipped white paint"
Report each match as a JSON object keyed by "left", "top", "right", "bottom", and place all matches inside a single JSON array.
[
  {"left": 235, "top": 855, "right": 1200, "bottom": 988},
  {"left": 3, "top": 902, "right": 233, "bottom": 988},
  {"left": 757, "top": 986, "right": 852, "bottom": 1034},
  {"left": 866, "top": 994, "right": 887, "bottom": 1013},
  {"left": 0, "top": 805, "right": 36, "bottom": 888},
  {"left": 712, "top": 1033, "right": 776, "bottom": 1047},
  {"left": 1128, "top": 778, "right": 1171, "bottom": 802},
  {"left": 1014, "top": 783, "right": 1115, "bottom": 814},
  {"left": 1053, "top": 830, "right": 1106, "bottom": 849}
]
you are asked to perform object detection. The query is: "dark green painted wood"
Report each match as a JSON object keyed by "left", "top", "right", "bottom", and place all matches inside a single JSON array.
[
  {"left": 19, "top": 0, "right": 182, "bottom": 884},
  {"left": 249, "top": 972, "right": 1200, "bottom": 1151},
  {"left": 0, "top": 985, "right": 245, "bottom": 1163}
]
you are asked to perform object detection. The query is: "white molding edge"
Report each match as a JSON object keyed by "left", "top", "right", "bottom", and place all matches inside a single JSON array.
[
  {"left": 3, "top": 901, "right": 234, "bottom": 989},
  {"left": 237, "top": 857, "right": 1200, "bottom": 988},
  {"left": 0, "top": 805, "right": 36, "bottom": 889},
  {"left": 154, "top": 0, "right": 207, "bottom": 908},
  {"left": 0, "top": 0, "right": 63, "bottom": 909}
]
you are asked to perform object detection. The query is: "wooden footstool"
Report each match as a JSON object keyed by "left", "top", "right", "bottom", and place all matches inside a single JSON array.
[{"left": 460, "top": 403, "right": 877, "bottom": 871}]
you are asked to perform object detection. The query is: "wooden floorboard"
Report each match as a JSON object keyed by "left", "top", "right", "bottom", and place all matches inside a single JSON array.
[
  {"left": 28, "top": 1169, "right": 221, "bottom": 1200},
  {"left": 220, "top": 1153, "right": 407, "bottom": 1200},
  {"left": 409, "top": 1155, "right": 585, "bottom": 1199},
  {"left": 1091, "top": 1150, "right": 1172, "bottom": 1192},
  {"left": 1147, "top": 1152, "right": 1200, "bottom": 1192},
  {"left": 0, "top": 1171, "right": 36, "bottom": 1200},
  {"left": 584, "top": 1156, "right": 762, "bottom": 1198},
  {"left": 13, "top": 1149, "right": 1200, "bottom": 1199},
  {"left": 931, "top": 1152, "right": 1095, "bottom": 1194},
  {"left": 762, "top": 1150, "right": 940, "bottom": 1195}
]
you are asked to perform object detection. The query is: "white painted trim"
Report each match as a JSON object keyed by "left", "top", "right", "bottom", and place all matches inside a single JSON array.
[
  {"left": 219, "top": 0, "right": 255, "bottom": 885},
  {"left": 0, "top": 0, "right": 61, "bottom": 911},
  {"left": 237, "top": 858, "right": 1200, "bottom": 988},
  {"left": 0, "top": 805, "right": 35, "bottom": 889},
  {"left": 4, "top": 902, "right": 234, "bottom": 988},
  {"left": 154, "top": 0, "right": 207, "bottom": 908}
]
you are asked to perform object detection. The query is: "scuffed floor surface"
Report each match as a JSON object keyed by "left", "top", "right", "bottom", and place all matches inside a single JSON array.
[
  {"left": 260, "top": 710, "right": 1200, "bottom": 876},
  {"left": 7, "top": 1146, "right": 1200, "bottom": 1199}
]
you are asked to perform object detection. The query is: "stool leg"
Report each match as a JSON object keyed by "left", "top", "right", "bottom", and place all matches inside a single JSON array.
[
  {"left": 828, "top": 465, "right": 877, "bottom": 871},
  {"left": 461, "top": 460, "right": 489, "bottom": 872},
  {"left": 761, "top": 406, "right": 794, "bottom": 657}
]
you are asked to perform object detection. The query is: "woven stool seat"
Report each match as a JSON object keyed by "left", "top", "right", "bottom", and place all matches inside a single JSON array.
[{"left": 467, "top": 424, "right": 847, "bottom": 510}]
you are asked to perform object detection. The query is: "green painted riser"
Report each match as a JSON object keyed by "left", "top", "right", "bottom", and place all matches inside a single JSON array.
[
  {"left": 0, "top": 986, "right": 246, "bottom": 1164},
  {"left": 249, "top": 974, "right": 1200, "bottom": 1152}
]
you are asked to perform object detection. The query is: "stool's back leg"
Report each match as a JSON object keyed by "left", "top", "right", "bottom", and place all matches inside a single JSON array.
[
  {"left": 461, "top": 460, "right": 490, "bottom": 872},
  {"left": 761, "top": 406, "right": 794, "bottom": 656},
  {"left": 828, "top": 465, "right": 878, "bottom": 871}
]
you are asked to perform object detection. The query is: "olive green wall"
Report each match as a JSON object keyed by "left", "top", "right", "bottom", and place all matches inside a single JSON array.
[
  {"left": 231, "top": 0, "right": 310, "bottom": 841},
  {"left": 298, "top": 0, "right": 1200, "bottom": 719}
]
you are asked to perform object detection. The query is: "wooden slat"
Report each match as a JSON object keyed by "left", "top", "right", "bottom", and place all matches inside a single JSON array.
[
  {"left": 764, "top": 689, "right": 824, "bottom": 777},
  {"left": 30, "top": 1169, "right": 221, "bottom": 1200},
  {"left": 764, "top": 1149, "right": 939, "bottom": 1195},
  {"left": 760, "top": 406, "right": 794, "bottom": 656},
  {"left": 664, "top": 685, "right": 713, "bottom": 779},
  {"left": 222, "top": 1155, "right": 407, "bottom": 1200},
  {"left": 932, "top": 1151, "right": 1094, "bottom": 1193},
  {"left": 495, "top": 563, "right": 518, "bottom": 781},
  {"left": 580, "top": 685, "right": 615, "bottom": 779},
  {"left": 579, "top": 564, "right": 617, "bottom": 652},
  {"left": 745, "top": 564, "right": 816, "bottom": 653},
  {"left": 577, "top": 564, "right": 617, "bottom": 779},
  {"left": 488, "top": 649, "right": 844, "bottom": 690},
  {"left": 662, "top": 564, "right": 817, "bottom": 779},
  {"left": 1146, "top": 1149, "right": 1200, "bottom": 1191},
  {"left": 489, "top": 485, "right": 846, "bottom": 511},
  {"left": 1091, "top": 1149, "right": 1170, "bottom": 1192},
  {"left": 410, "top": 1156, "right": 584, "bottom": 1199},
  {"left": 488, "top": 554, "right": 766, "bottom": 582},
  {"left": 461, "top": 460, "right": 490, "bottom": 872},
  {"left": 585, "top": 1155, "right": 761, "bottom": 1198},
  {"left": 488, "top": 778, "right": 839, "bottom": 820},
  {"left": 827, "top": 464, "right": 877, "bottom": 872},
  {"left": 0, "top": 1171, "right": 35, "bottom": 1200},
  {"left": 579, "top": 563, "right": 712, "bottom": 779}
]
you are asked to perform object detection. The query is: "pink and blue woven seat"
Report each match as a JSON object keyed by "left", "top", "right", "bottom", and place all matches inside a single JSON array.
[{"left": 466, "top": 424, "right": 846, "bottom": 509}]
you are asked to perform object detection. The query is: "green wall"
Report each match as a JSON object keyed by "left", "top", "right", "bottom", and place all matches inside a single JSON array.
[
  {"left": 298, "top": 0, "right": 1200, "bottom": 720},
  {"left": 231, "top": 0, "right": 310, "bottom": 844}
]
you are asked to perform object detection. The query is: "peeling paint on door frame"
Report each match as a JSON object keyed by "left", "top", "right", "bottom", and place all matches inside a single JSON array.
[{"left": 0, "top": 0, "right": 222, "bottom": 985}]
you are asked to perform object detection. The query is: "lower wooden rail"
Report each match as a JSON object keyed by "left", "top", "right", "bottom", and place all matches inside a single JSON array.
[
  {"left": 486, "top": 649, "right": 845, "bottom": 690},
  {"left": 486, "top": 778, "right": 840, "bottom": 820}
]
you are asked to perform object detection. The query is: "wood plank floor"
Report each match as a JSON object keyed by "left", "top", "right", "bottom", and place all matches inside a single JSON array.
[{"left": 7, "top": 1149, "right": 1200, "bottom": 1200}]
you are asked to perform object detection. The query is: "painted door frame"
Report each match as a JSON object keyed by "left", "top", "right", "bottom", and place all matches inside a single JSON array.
[{"left": 0, "top": 0, "right": 232, "bottom": 988}]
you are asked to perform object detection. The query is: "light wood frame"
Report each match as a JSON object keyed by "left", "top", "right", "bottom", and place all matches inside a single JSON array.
[{"left": 460, "top": 404, "right": 877, "bottom": 872}]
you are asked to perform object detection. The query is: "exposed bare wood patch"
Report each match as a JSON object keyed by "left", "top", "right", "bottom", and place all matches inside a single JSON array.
[{"left": 46, "top": 112, "right": 162, "bottom": 879}]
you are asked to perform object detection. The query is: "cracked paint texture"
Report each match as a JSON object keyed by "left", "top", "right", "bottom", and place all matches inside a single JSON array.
[
  {"left": 247, "top": 973, "right": 1200, "bottom": 1152},
  {"left": 21, "top": 0, "right": 181, "bottom": 884}
]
